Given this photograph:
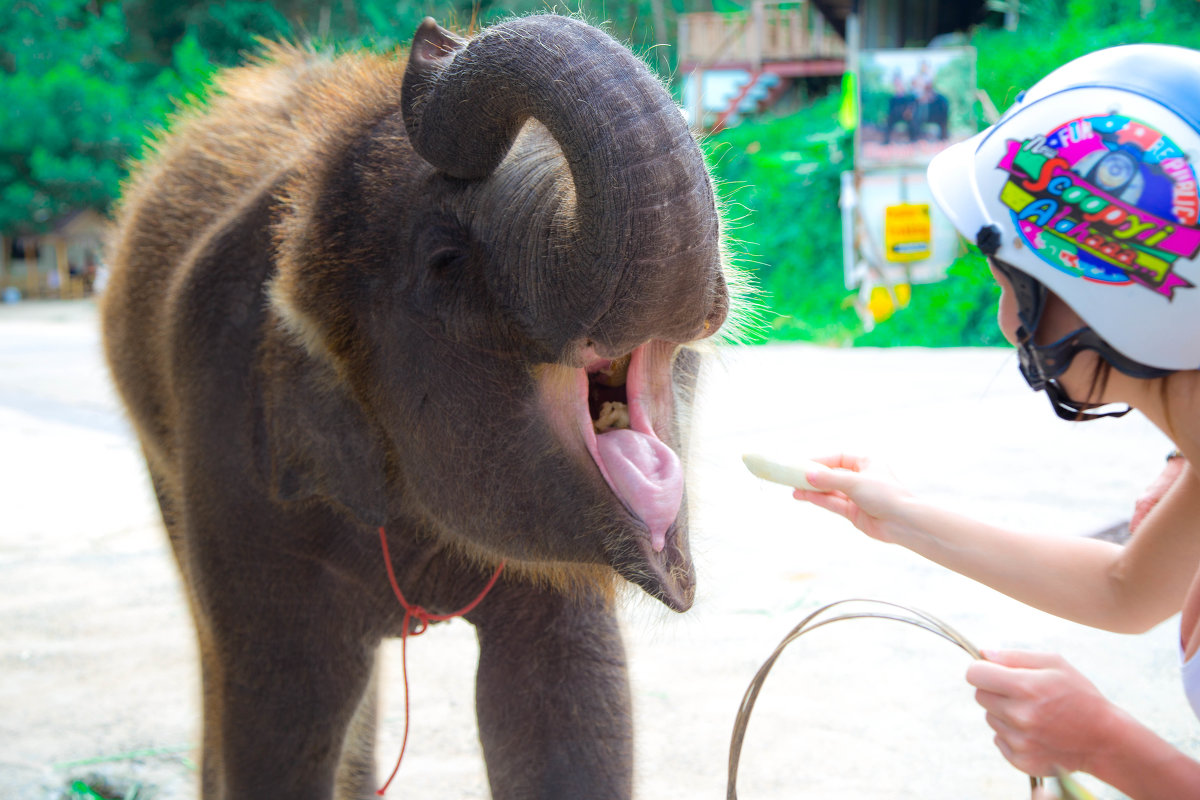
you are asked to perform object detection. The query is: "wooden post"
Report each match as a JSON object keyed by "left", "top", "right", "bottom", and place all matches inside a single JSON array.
[
  {"left": 55, "top": 236, "right": 70, "bottom": 299},
  {"left": 0, "top": 235, "right": 9, "bottom": 292},
  {"left": 678, "top": 14, "right": 689, "bottom": 66},
  {"left": 1006, "top": 0, "right": 1020, "bottom": 31},
  {"left": 25, "top": 240, "right": 39, "bottom": 297},
  {"left": 749, "top": 0, "right": 764, "bottom": 71},
  {"left": 813, "top": 1, "right": 825, "bottom": 55},
  {"left": 800, "top": 0, "right": 810, "bottom": 55},
  {"left": 789, "top": 5, "right": 802, "bottom": 57}
]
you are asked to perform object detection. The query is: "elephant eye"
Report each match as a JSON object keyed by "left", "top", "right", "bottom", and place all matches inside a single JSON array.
[
  {"left": 427, "top": 246, "right": 464, "bottom": 275},
  {"left": 414, "top": 214, "right": 471, "bottom": 277}
]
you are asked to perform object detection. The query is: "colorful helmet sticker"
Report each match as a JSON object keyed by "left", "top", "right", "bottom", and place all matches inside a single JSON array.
[{"left": 995, "top": 114, "right": 1199, "bottom": 300}]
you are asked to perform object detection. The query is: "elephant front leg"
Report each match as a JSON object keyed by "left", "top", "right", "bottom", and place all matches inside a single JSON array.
[{"left": 470, "top": 588, "right": 633, "bottom": 799}]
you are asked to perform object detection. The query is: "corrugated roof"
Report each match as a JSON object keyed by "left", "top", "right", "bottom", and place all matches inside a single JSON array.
[{"left": 811, "top": 0, "right": 987, "bottom": 44}]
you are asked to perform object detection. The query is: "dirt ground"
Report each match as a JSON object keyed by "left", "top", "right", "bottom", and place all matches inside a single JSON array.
[{"left": 2, "top": 299, "right": 1197, "bottom": 799}]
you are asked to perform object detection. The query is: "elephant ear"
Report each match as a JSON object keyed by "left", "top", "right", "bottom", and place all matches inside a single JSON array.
[
  {"left": 261, "top": 341, "right": 388, "bottom": 527},
  {"left": 401, "top": 19, "right": 477, "bottom": 171},
  {"left": 410, "top": 16, "right": 466, "bottom": 66},
  {"left": 401, "top": 18, "right": 528, "bottom": 181}
]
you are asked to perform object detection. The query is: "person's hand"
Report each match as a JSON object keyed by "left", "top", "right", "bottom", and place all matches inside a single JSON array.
[
  {"left": 1130, "top": 453, "right": 1186, "bottom": 533},
  {"left": 966, "top": 650, "right": 1118, "bottom": 777},
  {"left": 790, "top": 454, "right": 913, "bottom": 544}
]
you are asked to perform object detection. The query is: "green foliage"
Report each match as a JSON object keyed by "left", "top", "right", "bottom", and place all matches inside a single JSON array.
[
  {"left": 0, "top": 0, "right": 214, "bottom": 233},
  {"left": 852, "top": 252, "right": 1006, "bottom": 347},
  {"left": 0, "top": 0, "right": 683, "bottom": 235},
  {"left": 118, "top": 0, "right": 681, "bottom": 68},
  {"left": 703, "top": 94, "right": 859, "bottom": 344},
  {"left": 975, "top": 0, "right": 1200, "bottom": 110},
  {"left": 186, "top": 2, "right": 296, "bottom": 65}
]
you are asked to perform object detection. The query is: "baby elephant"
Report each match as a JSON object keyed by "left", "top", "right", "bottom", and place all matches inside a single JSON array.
[{"left": 102, "top": 14, "right": 731, "bottom": 800}]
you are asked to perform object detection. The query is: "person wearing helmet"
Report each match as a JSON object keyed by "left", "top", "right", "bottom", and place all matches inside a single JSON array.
[{"left": 793, "top": 44, "right": 1200, "bottom": 797}]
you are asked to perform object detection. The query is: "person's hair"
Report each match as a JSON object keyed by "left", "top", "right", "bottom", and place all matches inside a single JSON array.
[
  {"left": 1070, "top": 357, "right": 1113, "bottom": 422},
  {"left": 1084, "top": 358, "right": 1111, "bottom": 409},
  {"left": 1159, "top": 372, "right": 1178, "bottom": 440}
]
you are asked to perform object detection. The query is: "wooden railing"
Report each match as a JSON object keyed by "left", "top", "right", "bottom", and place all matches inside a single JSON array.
[{"left": 678, "top": 0, "right": 845, "bottom": 70}]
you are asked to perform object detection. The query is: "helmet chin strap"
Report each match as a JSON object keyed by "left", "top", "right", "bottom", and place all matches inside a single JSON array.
[
  {"left": 1043, "top": 376, "right": 1131, "bottom": 421},
  {"left": 978, "top": 232, "right": 1146, "bottom": 422},
  {"left": 1013, "top": 323, "right": 1133, "bottom": 421}
]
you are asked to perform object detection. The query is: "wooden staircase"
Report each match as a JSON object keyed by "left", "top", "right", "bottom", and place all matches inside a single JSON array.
[{"left": 679, "top": 0, "right": 845, "bottom": 130}]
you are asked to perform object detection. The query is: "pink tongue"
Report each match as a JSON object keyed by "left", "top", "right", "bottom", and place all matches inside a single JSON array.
[{"left": 595, "top": 429, "right": 683, "bottom": 553}]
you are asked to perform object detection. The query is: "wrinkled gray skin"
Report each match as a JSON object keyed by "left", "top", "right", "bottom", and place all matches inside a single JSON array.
[{"left": 101, "top": 14, "right": 729, "bottom": 800}]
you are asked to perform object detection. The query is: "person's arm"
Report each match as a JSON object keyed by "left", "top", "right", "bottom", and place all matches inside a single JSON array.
[
  {"left": 967, "top": 650, "right": 1200, "bottom": 799},
  {"left": 794, "top": 455, "right": 1200, "bottom": 633}
]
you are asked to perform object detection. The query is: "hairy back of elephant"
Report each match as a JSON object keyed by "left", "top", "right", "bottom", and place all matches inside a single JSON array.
[{"left": 103, "top": 46, "right": 408, "bottom": 457}]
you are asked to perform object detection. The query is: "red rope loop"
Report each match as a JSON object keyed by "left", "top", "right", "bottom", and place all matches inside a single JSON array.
[{"left": 375, "top": 526, "right": 506, "bottom": 795}]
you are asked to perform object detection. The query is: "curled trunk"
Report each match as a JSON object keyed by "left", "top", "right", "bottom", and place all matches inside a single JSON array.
[{"left": 402, "top": 16, "right": 726, "bottom": 358}]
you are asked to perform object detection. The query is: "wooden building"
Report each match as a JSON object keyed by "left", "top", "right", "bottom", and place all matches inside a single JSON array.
[
  {"left": 678, "top": 0, "right": 988, "bottom": 130},
  {"left": 0, "top": 209, "right": 108, "bottom": 301}
]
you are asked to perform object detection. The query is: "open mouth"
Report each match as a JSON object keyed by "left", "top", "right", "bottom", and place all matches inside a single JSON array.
[
  {"left": 577, "top": 342, "right": 684, "bottom": 554},
  {"left": 534, "top": 339, "right": 694, "bottom": 610}
]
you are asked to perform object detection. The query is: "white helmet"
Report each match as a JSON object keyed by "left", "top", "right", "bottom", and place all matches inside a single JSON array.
[{"left": 928, "top": 44, "right": 1200, "bottom": 412}]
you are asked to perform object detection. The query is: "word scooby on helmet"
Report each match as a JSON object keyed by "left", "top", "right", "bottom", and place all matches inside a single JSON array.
[{"left": 999, "top": 113, "right": 1199, "bottom": 300}]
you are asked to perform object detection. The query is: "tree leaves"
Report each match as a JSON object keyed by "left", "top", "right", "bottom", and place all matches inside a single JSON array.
[{"left": 0, "top": 0, "right": 212, "bottom": 232}]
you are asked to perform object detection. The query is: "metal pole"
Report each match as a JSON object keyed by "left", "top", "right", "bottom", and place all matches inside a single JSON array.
[
  {"left": 1005, "top": 0, "right": 1020, "bottom": 32},
  {"left": 843, "top": 1, "right": 862, "bottom": 293}
]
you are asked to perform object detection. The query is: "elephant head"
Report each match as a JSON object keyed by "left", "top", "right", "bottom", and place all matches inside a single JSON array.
[{"left": 266, "top": 15, "right": 733, "bottom": 611}]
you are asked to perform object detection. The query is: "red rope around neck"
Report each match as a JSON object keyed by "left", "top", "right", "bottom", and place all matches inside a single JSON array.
[{"left": 375, "top": 526, "right": 506, "bottom": 795}]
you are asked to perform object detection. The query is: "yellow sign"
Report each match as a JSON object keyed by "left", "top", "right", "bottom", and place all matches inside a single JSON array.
[{"left": 884, "top": 203, "right": 932, "bottom": 263}]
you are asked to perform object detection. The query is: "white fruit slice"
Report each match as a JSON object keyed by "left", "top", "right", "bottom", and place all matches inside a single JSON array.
[{"left": 742, "top": 454, "right": 832, "bottom": 492}]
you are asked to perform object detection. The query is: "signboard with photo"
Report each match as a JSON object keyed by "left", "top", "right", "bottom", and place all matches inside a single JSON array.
[{"left": 857, "top": 46, "right": 977, "bottom": 169}]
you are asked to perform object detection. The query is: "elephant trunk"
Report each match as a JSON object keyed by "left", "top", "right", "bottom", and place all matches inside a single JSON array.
[{"left": 402, "top": 16, "right": 725, "bottom": 358}]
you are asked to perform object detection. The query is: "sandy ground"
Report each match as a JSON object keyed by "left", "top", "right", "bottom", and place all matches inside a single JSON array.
[{"left": 2, "top": 299, "right": 1197, "bottom": 799}]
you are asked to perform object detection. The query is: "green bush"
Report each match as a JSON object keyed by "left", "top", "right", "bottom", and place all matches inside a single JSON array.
[
  {"left": 0, "top": 1, "right": 216, "bottom": 233},
  {"left": 975, "top": 0, "right": 1200, "bottom": 111},
  {"left": 703, "top": 94, "right": 860, "bottom": 345},
  {"left": 852, "top": 251, "right": 1006, "bottom": 347}
]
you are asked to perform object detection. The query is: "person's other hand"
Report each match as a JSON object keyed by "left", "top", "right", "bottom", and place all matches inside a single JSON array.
[
  {"left": 1130, "top": 453, "right": 1185, "bottom": 533},
  {"left": 791, "top": 454, "right": 912, "bottom": 543},
  {"left": 966, "top": 650, "right": 1117, "bottom": 777}
]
